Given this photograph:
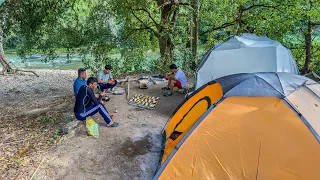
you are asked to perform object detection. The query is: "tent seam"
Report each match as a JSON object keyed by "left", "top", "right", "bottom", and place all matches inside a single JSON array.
[
  {"left": 255, "top": 73, "right": 286, "bottom": 98},
  {"left": 275, "top": 73, "right": 285, "bottom": 93}
]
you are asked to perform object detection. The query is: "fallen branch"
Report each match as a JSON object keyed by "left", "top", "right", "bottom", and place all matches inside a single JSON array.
[
  {"left": 15, "top": 69, "right": 40, "bottom": 77},
  {"left": 30, "top": 156, "right": 46, "bottom": 180},
  {"left": 1, "top": 62, "right": 40, "bottom": 77}
]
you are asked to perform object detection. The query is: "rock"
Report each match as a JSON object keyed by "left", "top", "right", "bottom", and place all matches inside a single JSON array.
[{"left": 62, "top": 120, "right": 81, "bottom": 134}]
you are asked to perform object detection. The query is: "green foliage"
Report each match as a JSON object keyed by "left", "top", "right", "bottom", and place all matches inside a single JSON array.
[
  {"left": 4, "top": 36, "right": 21, "bottom": 49},
  {"left": 173, "top": 46, "right": 195, "bottom": 72},
  {"left": 1, "top": 0, "right": 320, "bottom": 76},
  {"left": 63, "top": 115, "right": 73, "bottom": 123}
]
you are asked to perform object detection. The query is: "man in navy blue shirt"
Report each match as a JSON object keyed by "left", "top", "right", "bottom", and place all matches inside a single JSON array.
[
  {"left": 73, "top": 68, "right": 87, "bottom": 97},
  {"left": 74, "top": 77, "right": 119, "bottom": 127}
]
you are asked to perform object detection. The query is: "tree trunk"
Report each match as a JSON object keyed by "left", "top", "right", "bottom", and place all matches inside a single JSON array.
[
  {"left": 234, "top": 4, "right": 244, "bottom": 35},
  {"left": 0, "top": 3, "right": 12, "bottom": 74},
  {"left": 302, "top": 21, "right": 312, "bottom": 74},
  {"left": 158, "top": 35, "right": 174, "bottom": 69},
  {"left": 186, "top": 27, "right": 191, "bottom": 48},
  {"left": 0, "top": 36, "right": 12, "bottom": 74},
  {"left": 191, "top": 0, "right": 198, "bottom": 62},
  {"left": 157, "top": 1, "right": 175, "bottom": 71}
]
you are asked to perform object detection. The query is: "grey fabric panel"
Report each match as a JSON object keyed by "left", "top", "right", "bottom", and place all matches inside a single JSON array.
[
  {"left": 224, "top": 76, "right": 284, "bottom": 98},
  {"left": 215, "top": 73, "right": 254, "bottom": 94},
  {"left": 197, "top": 36, "right": 236, "bottom": 72},
  {"left": 277, "top": 72, "right": 316, "bottom": 96},
  {"left": 215, "top": 72, "right": 316, "bottom": 98},
  {"left": 196, "top": 47, "right": 214, "bottom": 71},
  {"left": 255, "top": 72, "right": 284, "bottom": 95}
]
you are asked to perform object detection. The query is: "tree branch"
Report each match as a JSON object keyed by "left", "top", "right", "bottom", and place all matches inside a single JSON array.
[
  {"left": 200, "top": 21, "right": 235, "bottom": 36},
  {"left": 310, "top": 22, "right": 320, "bottom": 26},
  {"left": 124, "top": 27, "right": 152, "bottom": 39},
  {"left": 243, "top": 4, "right": 280, "bottom": 12},
  {"left": 159, "top": 0, "right": 191, "bottom": 9},
  {"left": 129, "top": 7, "right": 159, "bottom": 37},
  {"left": 170, "top": 8, "right": 179, "bottom": 26},
  {"left": 288, "top": 46, "right": 305, "bottom": 50},
  {"left": 134, "top": 8, "right": 159, "bottom": 26}
]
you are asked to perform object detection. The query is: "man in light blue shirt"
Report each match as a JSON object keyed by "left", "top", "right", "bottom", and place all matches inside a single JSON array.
[
  {"left": 98, "top": 64, "right": 118, "bottom": 92},
  {"left": 73, "top": 68, "right": 87, "bottom": 97}
]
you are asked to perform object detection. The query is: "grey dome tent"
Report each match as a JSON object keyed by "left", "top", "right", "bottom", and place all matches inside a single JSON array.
[{"left": 195, "top": 33, "right": 299, "bottom": 90}]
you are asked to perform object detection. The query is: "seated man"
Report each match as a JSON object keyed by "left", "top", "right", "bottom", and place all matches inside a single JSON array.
[
  {"left": 74, "top": 77, "right": 119, "bottom": 127},
  {"left": 73, "top": 68, "right": 87, "bottom": 97},
  {"left": 162, "top": 64, "right": 187, "bottom": 97},
  {"left": 98, "top": 64, "right": 118, "bottom": 92}
]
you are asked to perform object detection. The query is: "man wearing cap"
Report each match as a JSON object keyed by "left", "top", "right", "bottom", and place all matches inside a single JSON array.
[{"left": 97, "top": 64, "right": 118, "bottom": 92}]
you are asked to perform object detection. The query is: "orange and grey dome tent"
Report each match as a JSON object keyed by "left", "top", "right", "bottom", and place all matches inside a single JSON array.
[{"left": 154, "top": 72, "right": 320, "bottom": 180}]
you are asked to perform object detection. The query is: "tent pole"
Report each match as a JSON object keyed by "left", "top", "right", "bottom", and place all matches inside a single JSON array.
[{"left": 193, "top": 72, "right": 197, "bottom": 90}]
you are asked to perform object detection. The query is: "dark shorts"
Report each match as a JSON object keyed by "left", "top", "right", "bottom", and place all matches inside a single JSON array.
[{"left": 175, "top": 80, "right": 182, "bottom": 88}]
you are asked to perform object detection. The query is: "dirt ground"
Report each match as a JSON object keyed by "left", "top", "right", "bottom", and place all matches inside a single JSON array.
[{"left": 0, "top": 70, "right": 186, "bottom": 180}]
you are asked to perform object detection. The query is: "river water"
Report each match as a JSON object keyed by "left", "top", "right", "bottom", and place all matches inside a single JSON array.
[
  {"left": 4, "top": 53, "right": 86, "bottom": 70},
  {"left": 4, "top": 52, "right": 159, "bottom": 70}
]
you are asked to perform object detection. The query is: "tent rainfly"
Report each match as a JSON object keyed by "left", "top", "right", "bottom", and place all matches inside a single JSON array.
[
  {"left": 154, "top": 72, "right": 320, "bottom": 180},
  {"left": 195, "top": 33, "right": 299, "bottom": 90}
]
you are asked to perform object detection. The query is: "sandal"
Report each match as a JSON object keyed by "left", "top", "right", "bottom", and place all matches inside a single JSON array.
[
  {"left": 164, "top": 92, "right": 172, "bottom": 97},
  {"left": 107, "top": 122, "right": 119, "bottom": 127},
  {"left": 162, "top": 86, "right": 170, "bottom": 90}
]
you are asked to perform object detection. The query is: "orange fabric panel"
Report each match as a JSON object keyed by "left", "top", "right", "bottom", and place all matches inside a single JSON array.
[
  {"left": 175, "top": 99, "right": 210, "bottom": 132},
  {"left": 161, "top": 83, "right": 223, "bottom": 164},
  {"left": 161, "top": 139, "right": 175, "bottom": 164},
  {"left": 158, "top": 97, "right": 320, "bottom": 180},
  {"left": 165, "top": 83, "right": 223, "bottom": 138},
  {"left": 161, "top": 100, "right": 210, "bottom": 163},
  {"left": 288, "top": 86, "right": 320, "bottom": 136}
]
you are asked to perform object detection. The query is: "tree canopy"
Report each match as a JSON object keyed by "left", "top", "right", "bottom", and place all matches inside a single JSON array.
[{"left": 0, "top": 0, "right": 320, "bottom": 75}]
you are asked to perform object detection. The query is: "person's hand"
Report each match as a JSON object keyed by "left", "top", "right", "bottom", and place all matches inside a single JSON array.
[
  {"left": 109, "top": 79, "right": 116, "bottom": 85},
  {"left": 100, "top": 92, "right": 107, "bottom": 97},
  {"left": 101, "top": 100, "right": 106, "bottom": 105}
]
